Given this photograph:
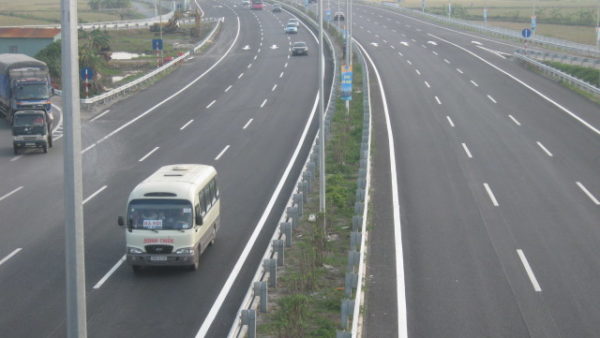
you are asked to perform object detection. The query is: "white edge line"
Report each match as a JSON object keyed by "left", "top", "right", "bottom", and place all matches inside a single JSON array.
[
  {"left": 483, "top": 182, "right": 499, "bottom": 207},
  {"left": 93, "top": 255, "right": 126, "bottom": 289},
  {"left": 138, "top": 146, "right": 160, "bottom": 162},
  {"left": 214, "top": 145, "right": 230, "bottom": 161},
  {"left": 242, "top": 118, "right": 253, "bottom": 130},
  {"left": 576, "top": 181, "right": 600, "bottom": 205},
  {"left": 0, "top": 248, "right": 22, "bottom": 266},
  {"left": 180, "top": 119, "right": 194, "bottom": 130},
  {"left": 462, "top": 143, "right": 473, "bottom": 158},
  {"left": 536, "top": 141, "right": 553, "bottom": 157},
  {"left": 90, "top": 109, "right": 110, "bottom": 122},
  {"left": 82, "top": 185, "right": 107, "bottom": 205},
  {"left": 356, "top": 39, "right": 408, "bottom": 338},
  {"left": 0, "top": 186, "right": 24, "bottom": 202},
  {"left": 517, "top": 249, "right": 542, "bottom": 292}
]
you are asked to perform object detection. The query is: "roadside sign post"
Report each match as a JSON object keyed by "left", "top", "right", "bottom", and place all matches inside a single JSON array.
[
  {"left": 80, "top": 67, "right": 93, "bottom": 99},
  {"left": 531, "top": 15, "right": 537, "bottom": 37},
  {"left": 521, "top": 28, "right": 531, "bottom": 54},
  {"left": 341, "top": 64, "right": 353, "bottom": 102},
  {"left": 152, "top": 38, "right": 163, "bottom": 67},
  {"left": 483, "top": 8, "right": 487, "bottom": 25}
]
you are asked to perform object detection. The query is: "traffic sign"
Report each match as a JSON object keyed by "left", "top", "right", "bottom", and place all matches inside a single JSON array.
[
  {"left": 325, "top": 9, "right": 332, "bottom": 21},
  {"left": 152, "top": 38, "right": 163, "bottom": 51},
  {"left": 80, "top": 67, "right": 94, "bottom": 80},
  {"left": 341, "top": 65, "right": 352, "bottom": 101},
  {"left": 521, "top": 28, "right": 531, "bottom": 38}
]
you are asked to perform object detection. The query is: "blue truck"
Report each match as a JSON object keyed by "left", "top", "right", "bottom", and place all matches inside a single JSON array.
[{"left": 0, "top": 53, "right": 53, "bottom": 124}]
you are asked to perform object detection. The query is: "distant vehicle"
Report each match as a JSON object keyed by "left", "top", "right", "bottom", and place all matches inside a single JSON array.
[
  {"left": 12, "top": 107, "right": 53, "bottom": 154},
  {"left": 272, "top": 4, "right": 282, "bottom": 12},
  {"left": 0, "top": 54, "right": 53, "bottom": 124},
  {"left": 251, "top": 0, "right": 264, "bottom": 10},
  {"left": 241, "top": 0, "right": 250, "bottom": 6},
  {"left": 333, "top": 11, "right": 345, "bottom": 21},
  {"left": 285, "top": 24, "right": 298, "bottom": 34},
  {"left": 118, "top": 164, "right": 220, "bottom": 272},
  {"left": 287, "top": 18, "right": 300, "bottom": 27},
  {"left": 291, "top": 41, "right": 308, "bottom": 56}
]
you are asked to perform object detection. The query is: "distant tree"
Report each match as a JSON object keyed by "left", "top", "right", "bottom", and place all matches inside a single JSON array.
[{"left": 35, "top": 40, "right": 62, "bottom": 85}]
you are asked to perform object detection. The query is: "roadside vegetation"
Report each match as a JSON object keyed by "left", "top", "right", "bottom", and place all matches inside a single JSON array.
[
  {"left": 542, "top": 61, "right": 600, "bottom": 87},
  {"left": 257, "top": 54, "right": 365, "bottom": 337}
]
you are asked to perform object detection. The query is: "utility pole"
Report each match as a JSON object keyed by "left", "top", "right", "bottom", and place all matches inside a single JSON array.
[
  {"left": 319, "top": 0, "right": 326, "bottom": 223},
  {"left": 61, "top": 0, "right": 87, "bottom": 335},
  {"left": 159, "top": 0, "right": 163, "bottom": 63}
]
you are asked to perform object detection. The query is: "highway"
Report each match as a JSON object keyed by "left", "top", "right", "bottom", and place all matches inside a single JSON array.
[
  {"left": 352, "top": 4, "right": 600, "bottom": 338},
  {"left": 0, "top": 1, "right": 333, "bottom": 337}
]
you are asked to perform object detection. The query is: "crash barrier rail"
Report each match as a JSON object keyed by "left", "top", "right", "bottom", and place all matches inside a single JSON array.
[
  {"left": 517, "top": 49, "right": 600, "bottom": 69},
  {"left": 227, "top": 2, "right": 343, "bottom": 337},
  {"left": 376, "top": 2, "right": 600, "bottom": 58},
  {"left": 78, "top": 17, "right": 223, "bottom": 110},
  {"left": 513, "top": 50, "right": 600, "bottom": 97}
]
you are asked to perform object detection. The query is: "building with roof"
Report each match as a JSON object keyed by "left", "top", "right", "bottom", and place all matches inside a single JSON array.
[{"left": 0, "top": 28, "right": 61, "bottom": 56}]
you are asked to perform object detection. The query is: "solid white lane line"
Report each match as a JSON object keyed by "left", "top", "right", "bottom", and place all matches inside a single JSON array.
[
  {"left": 355, "top": 39, "right": 408, "bottom": 338},
  {"left": 214, "top": 145, "right": 230, "bottom": 161},
  {"left": 435, "top": 96, "right": 441, "bottom": 105},
  {"left": 462, "top": 143, "right": 473, "bottom": 158},
  {"left": 279, "top": 71, "right": 284, "bottom": 78},
  {"left": 83, "top": 185, "right": 107, "bottom": 205},
  {"left": 138, "top": 147, "right": 160, "bottom": 162},
  {"left": 470, "top": 80, "right": 479, "bottom": 87},
  {"left": 206, "top": 100, "right": 216, "bottom": 109},
  {"left": 576, "top": 181, "right": 600, "bottom": 205},
  {"left": 180, "top": 119, "right": 194, "bottom": 130},
  {"left": 444, "top": 58, "right": 450, "bottom": 64},
  {"left": 424, "top": 81, "right": 430, "bottom": 88},
  {"left": 415, "top": 69, "right": 421, "bottom": 75},
  {"left": 509, "top": 114, "right": 521, "bottom": 126},
  {"left": 0, "top": 248, "right": 22, "bottom": 266},
  {"left": 517, "top": 249, "right": 542, "bottom": 292},
  {"left": 243, "top": 118, "right": 253, "bottom": 130},
  {"left": 93, "top": 255, "right": 126, "bottom": 289},
  {"left": 536, "top": 142, "right": 553, "bottom": 157},
  {"left": 0, "top": 186, "right": 23, "bottom": 202},
  {"left": 260, "top": 99, "right": 268, "bottom": 108},
  {"left": 483, "top": 183, "right": 499, "bottom": 207},
  {"left": 487, "top": 94, "right": 497, "bottom": 103},
  {"left": 446, "top": 116, "right": 455, "bottom": 127},
  {"left": 82, "top": 143, "right": 96, "bottom": 153},
  {"left": 225, "top": 85, "right": 232, "bottom": 92},
  {"left": 432, "top": 51, "right": 438, "bottom": 55},
  {"left": 238, "top": 73, "right": 244, "bottom": 79},
  {"left": 456, "top": 68, "right": 463, "bottom": 74},
  {"left": 272, "top": 84, "right": 278, "bottom": 91},
  {"left": 90, "top": 109, "right": 110, "bottom": 122}
]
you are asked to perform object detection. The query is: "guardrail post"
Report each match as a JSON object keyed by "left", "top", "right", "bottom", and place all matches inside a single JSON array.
[
  {"left": 241, "top": 309, "right": 256, "bottom": 338},
  {"left": 347, "top": 250, "right": 360, "bottom": 272},
  {"left": 352, "top": 215, "right": 362, "bottom": 232},
  {"left": 281, "top": 222, "right": 293, "bottom": 247},
  {"left": 287, "top": 206, "right": 299, "bottom": 228},
  {"left": 336, "top": 331, "right": 352, "bottom": 338},
  {"left": 345, "top": 272, "right": 358, "bottom": 297},
  {"left": 263, "top": 258, "right": 277, "bottom": 288},
  {"left": 254, "top": 281, "right": 268, "bottom": 313},
  {"left": 350, "top": 231, "right": 361, "bottom": 251},
  {"left": 272, "top": 239, "right": 285, "bottom": 266},
  {"left": 340, "top": 299, "right": 354, "bottom": 330},
  {"left": 293, "top": 193, "right": 304, "bottom": 217},
  {"left": 354, "top": 201, "right": 364, "bottom": 214}
]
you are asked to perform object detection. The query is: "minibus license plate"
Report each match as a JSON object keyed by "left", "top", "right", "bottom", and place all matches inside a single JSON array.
[{"left": 150, "top": 255, "right": 167, "bottom": 261}]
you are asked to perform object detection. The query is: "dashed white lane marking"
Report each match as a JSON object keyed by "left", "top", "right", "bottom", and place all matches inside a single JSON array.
[
  {"left": 180, "top": 119, "right": 194, "bottom": 130},
  {"left": 432, "top": 51, "right": 438, "bottom": 55},
  {"left": 483, "top": 183, "right": 499, "bottom": 207},
  {"left": 138, "top": 146, "right": 160, "bottom": 162},
  {"left": 254, "top": 55, "right": 257, "bottom": 60},
  {"left": 470, "top": 80, "right": 479, "bottom": 87},
  {"left": 215, "top": 145, "right": 230, "bottom": 161},
  {"left": 260, "top": 99, "right": 268, "bottom": 108},
  {"left": 407, "top": 60, "right": 412, "bottom": 65},
  {"left": 225, "top": 85, "right": 232, "bottom": 92},
  {"left": 462, "top": 143, "right": 473, "bottom": 158},
  {"left": 576, "top": 181, "right": 600, "bottom": 205},
  {"left": 446, "top": 116, "right": 455, "bottom": 127},
  {"left": 272, "top": 84, "right": 278, "bottom": 91},
  {"left": 536, "top": 142, "right": 553, "bottom": 157},
  {"left": 456, "top": 68, "right": 463, "bottom": 74},
  {"left": 284, "top": 62, "right": 288, "bottom": 68},
  {"left": 93, "top": 255, "right": 126, "bottom": 289},
  {"left": 0, "top": 186, "right": 23, "bottom": 202},
  {"left": 238, "top": 73, "right": 244, "bottom": 79},
  {"left": 279, "top": 71, "right": 284, "bottom": 78},
  {"left": 206, "top": 100, "right": 216, "bottom": 109},
  {"left": 10, "top": 155, "right": 22, "bottom": 162},
  {"left": 90, "top": 109, "right": 110, "bottom": 122},
  {"left": 424, "top": 81, "right": 430, "bottom": 88},
  {"left": 415, "top": 69, "right": 421, "bottom": 75},
  {"left": 435, "top": 96, "right": 441, "bottom": 105},
  {"left": 517, "top": 249, "right": 542, "bottom": 292},
  {"left": 243, "top": 118, "right": 253, "bottom": 130},
  {"left": 247, "top": 63, "right": 252, "bottom": 69},
  {"left": 83, "top": 185, "right": 107, "bottom": 205},
  {"left": 0, "top": 248, "right": 22, "bottom": 267},
  {"left": 391, "top": 45, "right": 396, "bottom": 49},
  {"left": 487, "top": 94, "right": 497, "bottom": 103},
  {"left": 444, "top": 58, "right": 450, "bottom": 64},
  {"left": 398, "top": 52, "right": 404, "bottom": 56},
  {"left": 509, "top": 114, "right": 521, "bottom": 126}
]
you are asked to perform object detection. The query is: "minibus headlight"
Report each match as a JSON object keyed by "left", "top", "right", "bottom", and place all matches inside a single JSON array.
[
  {"left": 128, "top": 247, "right": 144, "bottom": 254},
  {"left": 175, "top": 247, "right": 195, "bottom": 255}
]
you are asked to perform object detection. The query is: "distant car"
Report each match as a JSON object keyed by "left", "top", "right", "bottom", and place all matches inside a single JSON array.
[
  {"left": 285, "top": 24, "right": 298, "bottom": 34},
  {"left": 272, "top": 5, "right": 282, "bottom": 12},
  {"left": 333, "top": 11, "right": 345, "bottom": 21},
  {"left": 287, "top": 18, "right": 300, "bottom": 27},
  {"left": 291, "top": 41, "right": 308, "bottom": 56},
  {"left": 241, "top": 0, "right": 250, "bottom": 6}
]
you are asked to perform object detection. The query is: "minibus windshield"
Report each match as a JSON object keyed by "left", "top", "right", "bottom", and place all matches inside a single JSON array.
[{"left": 128, "top": 199, "right": 193, "bottom": 230}]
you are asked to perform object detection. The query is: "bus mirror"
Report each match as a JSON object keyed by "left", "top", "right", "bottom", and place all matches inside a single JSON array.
[{"left": 118, "top": 216, "right": 124, "bottom": 226}]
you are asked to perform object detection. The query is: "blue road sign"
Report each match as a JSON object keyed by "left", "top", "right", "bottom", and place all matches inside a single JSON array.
[
  {"left": 341, "top": 65, "right": 352, "bottom": 101},
  {"left": 521, "top": 28, "right": 532, "bottom": 38},
  {"left": 80, "top": 67, "right": 94, "bottom": 80},
  {"left": 325, "top": 9, "right": 332, "bottom": 21},
  {"left": 152, "top": 39, "right": 163, "bottom": 51}
]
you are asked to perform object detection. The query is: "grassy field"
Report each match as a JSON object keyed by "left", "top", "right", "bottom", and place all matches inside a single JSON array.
[{"left": 0, "top": 0, "right": 140, "bottom": 24}]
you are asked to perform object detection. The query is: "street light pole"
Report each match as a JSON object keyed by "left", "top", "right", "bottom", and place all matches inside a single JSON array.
[{"left": 319, "top": 0, "right": 326, "bottom": 221}]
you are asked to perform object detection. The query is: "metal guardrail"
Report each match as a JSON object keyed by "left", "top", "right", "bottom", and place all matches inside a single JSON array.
[
  {"left": 514, "top": 51, "right": 600, "bottom": 97},
  {"left": 376, "top": 2, "right": 600, "bottom": 58},
  {"left": 517, "top": 49, "right": 600, "bottom": 69},
  {"left": 227, "top": 2, "right": 341, "bottom": 337},
  {"left": 78, "top": 17, "right": 223, "bottom": 110}
]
